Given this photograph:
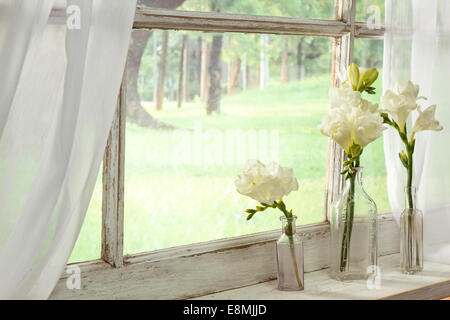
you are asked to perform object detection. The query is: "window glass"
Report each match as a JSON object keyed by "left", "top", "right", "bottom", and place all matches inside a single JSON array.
[
  {"left": 68, "top": 170, "right": 102, "bottom": 263},
  {"left": 124, "top": 29, "right": 333, "bottom": 254},
  {"left": 139, "top": 0, "right": 335, "bottom": 19},
  {"left": 354, "top": 37, "right": 390, "bottom": 213}
]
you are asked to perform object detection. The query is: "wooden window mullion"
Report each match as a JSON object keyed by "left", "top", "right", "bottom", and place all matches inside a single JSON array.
[
  {"left": 326, "top": 0, "right": 356, "bottom": 220},
  {"left": 101, "top": 68, "right": 127, "bottom": 268}
]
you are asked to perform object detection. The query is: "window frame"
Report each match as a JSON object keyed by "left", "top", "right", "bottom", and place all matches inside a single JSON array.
[{"left": 52, "top": 0, "right": 397, "bottom": 300}]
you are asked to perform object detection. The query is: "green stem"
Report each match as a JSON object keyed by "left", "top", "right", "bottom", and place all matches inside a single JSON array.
[
  {"left": 406, "top": 152, "right": 414, "bottom": 210},
  {"left": 287, "top": 232, "right": 303, "bottom": 289},
  {"left": 280, "top": 200, "right": 303, "bottom": 289},
  {"left": 339, "top": 158, "right": 359, "bottom": 272}
]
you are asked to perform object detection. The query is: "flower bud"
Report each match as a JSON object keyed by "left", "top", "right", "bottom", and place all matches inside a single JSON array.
[
  {"left": 360, "top": 68, "right": 378, "bottom": 88},
  {"left": 348, "top": 63, "right": 360, "bottom": 91}
]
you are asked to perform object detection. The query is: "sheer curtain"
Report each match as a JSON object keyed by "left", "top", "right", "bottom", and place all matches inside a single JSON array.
[
  {"left": 384, "top": 0, "right": 450, "bottom": 264},
  {"left": 0, "top": 0, "right": 136, "bottom": 299}
]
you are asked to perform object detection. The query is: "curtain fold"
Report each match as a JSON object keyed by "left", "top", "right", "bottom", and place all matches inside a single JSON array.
[
  {"left": 384, "top": 0, "right": 450, "bottom": 264},
  {"left": 0, "top": 0, "right": 136, "bottom": 299}
]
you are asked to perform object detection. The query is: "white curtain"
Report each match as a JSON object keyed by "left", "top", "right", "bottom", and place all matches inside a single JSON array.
[
  {"left": 384, "top": 0, "right": 450, "bottom": 264},
  {"left": 0, "top": 0, "right": 136, "bottom": 299}
]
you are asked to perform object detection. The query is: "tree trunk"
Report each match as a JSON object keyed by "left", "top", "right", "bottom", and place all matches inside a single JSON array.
[
  {"left": 195, "top": 36, "right": 202, "bottom": 95},
  {"left": 242, "top": 54, "right": 247, "bottom": 91},
  {"left": 281, "top": 40, "right": 289, "bottom": 83},
  {"left": 228, "top": 58, "right": 241, "bottom": 95},
  {"left": 156, "top": 30, "right": 169, "bottom": 111},
  {"left": 297, "top": 40, "right": 303, "bottom": 81},
  {"left": 200, "top": 38, "right": 210, "bottom": 102},
  {"left": 206, "top": 34, "right": 223, "bottom": 115},
  {"left": 127, "top": 30, "right": 172, "bottom": 129},
  {"left": 182, "top": 36, "right": 189, "bottom": 103},
  {"left": 126, "top": 0, "right": 186, "bottom": 129},
  {"left": 177, "top": 34, "right": 187, "bottom": 108}
]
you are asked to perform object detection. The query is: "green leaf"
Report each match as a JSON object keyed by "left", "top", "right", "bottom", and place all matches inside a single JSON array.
[{"left": 246, "top": 212, "right": 256, "bottom": 220}]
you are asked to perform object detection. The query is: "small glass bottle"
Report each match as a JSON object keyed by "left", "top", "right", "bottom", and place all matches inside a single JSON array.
[
  {"left": 400, "top": 186, "right": 423, "bottom": 274},
  {"left": 330, "top": 167, "right": 378, "bottom": 280},
  {"left": 276, "top": 216, "right": 304, "bottom": 291}
]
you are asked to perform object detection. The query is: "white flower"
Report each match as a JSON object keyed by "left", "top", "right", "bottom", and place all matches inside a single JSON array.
[
  {"left": 320, "top": 98, "right": 385, "bottom": 152},
  {"left": 330, "top": 87, "right": 361, "bottom": 109},
  {"left": 319, "top": 105, "right": 353, "bottom": 151},
  {"left": 412, "top": 104, "right": 443, "bottom": 136},
  {"left": 330, "top": 87, "right": 379, "bottom": 113},
  {"left": 393, "top": 80, "right": 423, "bottom": 106},
  {"left": 380, "top": 80, "right": 424, "bottom": 132},
  {"left": 352, "top": 107, "right": 386, "bottom": 148},
  {"left": 235, "top": 160, "right": 299, "bottom": 204}
]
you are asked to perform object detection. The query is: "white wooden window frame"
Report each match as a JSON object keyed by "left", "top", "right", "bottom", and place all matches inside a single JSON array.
[{"left": 51, "top": 0, "right": 398, "bottom": 300}]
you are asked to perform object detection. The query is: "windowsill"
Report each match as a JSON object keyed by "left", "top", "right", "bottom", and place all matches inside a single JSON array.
[{"left": 193, "top": 254, "right": 450, "bottom": 300}]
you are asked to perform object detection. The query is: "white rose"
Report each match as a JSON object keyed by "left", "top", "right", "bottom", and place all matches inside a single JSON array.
[
  {"left": 235, "top": 160, "right": 299, "bottom": 204},
  {"left": 411, "top": 104, "right": 443, "bottom": 136}
]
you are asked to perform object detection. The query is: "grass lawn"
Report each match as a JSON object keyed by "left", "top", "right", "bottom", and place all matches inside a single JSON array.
[{"left": 68, "top": 75, "right": 390, "bottom": 263}]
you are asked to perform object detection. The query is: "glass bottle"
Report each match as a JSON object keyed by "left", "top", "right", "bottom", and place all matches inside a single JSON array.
[
  {"left": 330, "top": 167, "right": 378, "bottom": 280},
  {"left": 400, "top": 186, "right": 423, "bottom": 274},
  {"left": 276, "top": 216, "right": 304, "bottom": 291}
]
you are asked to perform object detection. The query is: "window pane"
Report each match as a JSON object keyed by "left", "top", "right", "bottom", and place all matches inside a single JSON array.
[
  {"left": 356, "top": 0, "right": 385, "bottom": 24},
  {"left": 354, "top": 38, "right": 390, "bottom": 213},
  {"left": 68, "top": 170, "right": 102, "bottom": 263},
  {"left": 139, "top": 0, "right": 335, "bottom": 19},
  {"left": 124, "top": 29, "right": 333, "bottom": 254}
]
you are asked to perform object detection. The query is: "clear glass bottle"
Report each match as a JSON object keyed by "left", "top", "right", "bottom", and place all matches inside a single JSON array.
[
  {"left": 276, "top": 216, "right": 304, "bottom": 291},
  {"left": 400, "top": 186, "right": 423, "bottom": 274},
  {"left": 330, "top": 167, "right": 378, "bottom": 280}
]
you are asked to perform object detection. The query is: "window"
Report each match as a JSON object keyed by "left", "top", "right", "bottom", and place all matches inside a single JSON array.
[
  {"left": 353, "top": 37, "right": 390, "bottom": 213},
  {"left": 62, "top": 0, "right": 389, "bottom": 299},
  {"left": 124, "top": 30, "right": 333, "bottom": 253}
]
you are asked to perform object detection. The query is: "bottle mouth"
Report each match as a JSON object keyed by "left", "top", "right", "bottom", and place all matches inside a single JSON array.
[{"left": 280, "top": 215, "right": 297, "bottom": 221}]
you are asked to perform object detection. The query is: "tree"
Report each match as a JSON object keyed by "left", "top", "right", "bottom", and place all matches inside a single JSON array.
[
  {"left": 156, "top": 30, "right": 169, "bottom": 111},
  {"left": 177, "top": 34, "right": 188, "bottom": 108},
  {"left": 126, "top": 0, "right": 185, "bottom": 129},
  {"left": 280, "top": 38, "right": 290, "bottom": 83},
  {"left": 206, "top": 34, "right": 223, "bottom": 114}
]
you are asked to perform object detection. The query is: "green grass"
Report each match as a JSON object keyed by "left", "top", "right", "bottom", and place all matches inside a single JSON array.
[{"left": 68, "top": 75, "right": 390, "bottom": 263}]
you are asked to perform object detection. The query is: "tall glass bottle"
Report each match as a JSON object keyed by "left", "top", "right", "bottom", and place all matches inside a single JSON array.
[
  {"left": 276, "top": 216, "right": 304, "bottom": 291},
  {"left": 400, "top": 186, "right": 423, "bottom": 274},
  {"left": 330, "top": 167, "right": 378, "bottom": 280}
]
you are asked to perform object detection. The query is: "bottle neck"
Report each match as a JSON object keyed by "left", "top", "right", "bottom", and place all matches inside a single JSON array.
[
  {"left": 281, "top": 216, "right": 297, "bottom": 235},
  {"left": 405, "top": 186, "right": 417, "bottom": 210},
  {"left": 345, "top": 167, "right": 363, "bottom": 187}
]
